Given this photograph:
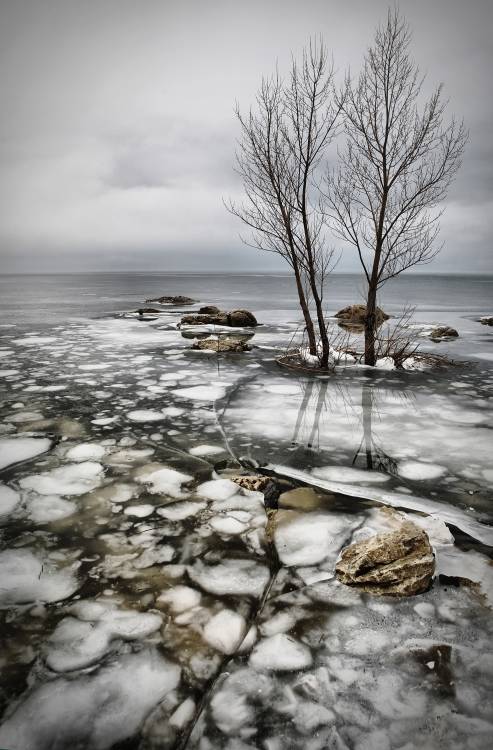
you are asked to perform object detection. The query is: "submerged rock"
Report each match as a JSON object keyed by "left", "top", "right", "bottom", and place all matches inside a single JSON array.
[
  {"left": 181, "top": 309, "right": 258, "bottom": 327},
  {"left": 430, "top": 326, "right": 459, "bottom": 340},
  {"left": 145, "top": 295, "right": 195, "bottom": 304},
  {"left": 192, "top": 337, "right": 251, "bottom": 353},
  {"left": 334, "top": 304, "right": 389, "bottom": 325},
  {"left": 336, "top": 522, "right": 435, "bottom": 596}
]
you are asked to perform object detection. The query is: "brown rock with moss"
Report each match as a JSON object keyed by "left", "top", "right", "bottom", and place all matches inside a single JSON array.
[
  {"left": 335, "top": 522, "right": 435, "bottom": 596},
  {"left": 430, "top": 326, "right": 459, "bottom": 340},
  {"left": 192, "top": 337, "right": 251, "bottom": 353},
  {"left": 146, "top": 295, "right": 195, "bottom": 304},
  {"left": 334, "top": 304, "right": 389, "bottom": 325},
  {"left": 181, "top": 309, "right": 258, "bottom": 328}
]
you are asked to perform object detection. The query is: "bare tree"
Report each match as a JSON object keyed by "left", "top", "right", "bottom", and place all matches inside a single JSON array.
[
  {"left": 229, "top": 42, "right": 342, "bottom": 369},
  {"left": 327, "top": 9, "right": 467, "bottom": 365}
]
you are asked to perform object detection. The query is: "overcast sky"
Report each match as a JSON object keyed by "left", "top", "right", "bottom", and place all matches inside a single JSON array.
[{"left": 0, "top": 0, "right": 491, "bottom": 273}]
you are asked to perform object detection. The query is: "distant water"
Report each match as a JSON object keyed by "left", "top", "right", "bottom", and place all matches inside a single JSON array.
[{"left": 0, "top": 272, "right": 492, "bottom": 329}]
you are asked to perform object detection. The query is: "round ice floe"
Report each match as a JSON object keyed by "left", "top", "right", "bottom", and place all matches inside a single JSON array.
[
  {"left": 6, "top": 410, "right": 44, "bottom": 423},
  {"left": 91, "top": 417, "right": 118, "bottom": 426},
  {"left": 0, "top": 369, "right": 19, "bottom": 376},
  {"left": 0, "top": 549, "right": 79, "bottom": 607},
  {"left": 172, "top": 385, "right": 228, "bottom": 401},
  {"left": 265, "top": 383, "right": 301, "bottom": 395},
  {"left": 137, "top": 466, "right": 192, "bottom": 497},
  {"left": 157, "top": 585, "right": 201, "bottom": 613},
  {"left": 398, "top": 461, "right": 446, "bottom": 481},
  {"left": 0, "top": 437, "right": 52, "bottom": 471},
  {"left": 210, "top": 515, "right": 247, "bottom": 535},
  {"left": 19, "top": 461, "right": 104, "bottom": 496},
  {"left": 66, "top": 443, "right": 106, "bottom": 462},
  {"left": 311, "top": 465, "right": 389, "bottom": 484},
  {"left": 203, "top": 609, "right": 247, "bottom": 654},
  {"left": 14, "top": 336, "right": 57, "bottom": 346},
  {"left": 123, "top": 504, "right": 155, "bottom": 518},
  {"left": 274, "top": 511, "right": 359, "bottom": 567},
  {"left": 79, "top": 363, "right": 112, "bottom": 370},
  {"left": 249, "top": 633, "right": 312, "bottom": 671},
  {"left": 28, "top": 495, "right": 76, "bottom": 523},
  {"left": 196, "top": 478, "right": 240, "bottom": 501},
  {"left": 127, "top": 410, "right": 166, "bottom": 422},
  {"left": 0, "top": 484, "right": 20, "bottom": 518},
  {"left": 189, "top": 444, "right": 225, "bottom": 457},
  {"left": 157, "top": 501, "right": 206, "bottom": 521},
  {"left": 189, "top": 559, "right": 269, "bottom": 597},
  {"left": 0, "top": 650, "right": 179, "bottom": 750}
]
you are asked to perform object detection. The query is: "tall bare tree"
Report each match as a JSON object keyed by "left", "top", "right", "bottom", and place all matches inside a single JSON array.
[
  {"left": 229, "top": 42, "right": 342, "bottom": 368},
  {"left": 327, "top": 10, "right": 467, "bottom": 365}
]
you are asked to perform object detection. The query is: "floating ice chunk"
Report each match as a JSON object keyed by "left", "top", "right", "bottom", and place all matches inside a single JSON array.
[
  {"left": 437, "top": 546, "right": 493, "bottom": 606},
  {"left": 46, "top": 603, "right": 162, "bottom": 672},
  {"left": 123, "top": 504, "right": 155, "bottom": 518},
  {"left": 79, "top": 363, "right": 112, "bottom": 370},
  {"left": 0, "top": 650, "right": 180, "bottom": 750},
  {"left": 20, "top": 461, "right": 104, "bottom": 496},
  {"left": 189, "top": 444, "right": 225, "bottom": 457},
  {"left": 29, "top": 495, "right": 76, "bottom": 523},
  {"left": 0, "top": 437, "right": 52, "bottom": 471},
  {"left": 398, "top": 461, "right": 446, "bottom": 480},
  {"left": 0, "top": 484, "right": 20, "bottom": 518},
  {"left": 173, "top": 384, "right": 229, "bottom": 401},
  {"left": 134, "top": 546, "right": 175, "bottom": 568},
  {"left": 260, "top": 610, "right": 303, "bottom": 637},
  {"left": 0, "top": 369, "right": 19, "bottom": 376},
  {"left": 374, "top": 357, "right": 395, "bottom": 370},
  {"left": 403, "top": 513, "right": 454, "bottom": 545},
  {"left": 127, "top": 409, "right": 166, "bottom": 422},
  {"left": 266, "top": 383, "right": 301, "bottom": 395},
  {"left": 210, "top": 515, "right": 247, "bottom": 535},
  {"left": 102, "top": 482, "right": 137, "bottom": 503},
  {"left": 6, "top": 410, "right": 44, "bottom": 423},
  {"left": 156, "top": 501, "right": 206, "bottom": 520},
  {"left": 137, "top": 466, "right": 192, "bottom": 497},
  {"left": 311, "top": 465, "right": 389, "bottom": 484},
  {"left": 249, "top": 633, "right": 312, "bottom": 671},
  {"left": 91, "top": 417, "right": 118, "bottom": 426},
  {"left": 274, "top": 510, "right": 359, "bottom": 567},
  {"left": 157, "top": 585, "right": 201, "bottom": 613},
  {"left": 189, "top": 559, "right": 269, "bottom": 598},
  {"left": 105, "top": 448, "right": 154, "bottom": 466},
  {"left": 270, "top": 464, "right": 493, "bottom": 546},
  {"left": 66, "top": 442, "right": 106, "bottom": 461},
  {"left": 0, "top": 549, "right": 79, "bottom": 607},
  {"left": 197, "top": 478, "right": 240, "bottom": 501},
  {"left": 203, "top": 609, "right": 247, "bottom": 654},
  {"left": 169, "top": 698, "right": 196, "bottom": 729},
  {"left": 14, "top": 336, "right": 57, "bottom": 345}
]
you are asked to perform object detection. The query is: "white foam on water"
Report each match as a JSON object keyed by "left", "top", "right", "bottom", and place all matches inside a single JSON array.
[
  {"left": 203, "top": 609, "right": 247, "bottom": 654},
  {"left": 19, "top": 461, "right": 104, "bottom": 496},
  {"left": 249, "top": 633, "right": 312, "bottom": 671},
  {"left": 0, "top": 649, "right": 180, "bottom": 750}
]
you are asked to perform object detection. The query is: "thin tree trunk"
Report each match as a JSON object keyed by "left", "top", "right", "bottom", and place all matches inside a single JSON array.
[
  {"left": 293, "top": 265, "right": 317, "bottom": 355},
  {"left": 364, "top": 281, "right": 378, "bottom": 366}
]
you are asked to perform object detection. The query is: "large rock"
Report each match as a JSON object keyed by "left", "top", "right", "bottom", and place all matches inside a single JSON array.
[
  {"left": 181, "top": 309, "right": 258, "bottom": 328},
  {"left": 479, "top": 316, "right": 493, "bottom": 326},
  {"left": 192, "top": 337, "right": 251, "bottom": 353},
  {"left": 334, "top": 304, "right": 389, "bottom": 325},
  {"left": 198, "top": 305, "right": 221, "bottom": 315},
  {"left": 335, "top": 522, "right": 435, "bottom": 596},
  {"left": 430, "top": 326, "right": 459, "bottom": 340},
  {"left": 145, "top": 295, "right": 195, "bottom": 305}
]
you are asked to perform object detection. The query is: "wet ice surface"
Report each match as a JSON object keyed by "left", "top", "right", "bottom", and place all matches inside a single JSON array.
[{"left": 0, "top": 303, "right": 492, "bottom": 750}]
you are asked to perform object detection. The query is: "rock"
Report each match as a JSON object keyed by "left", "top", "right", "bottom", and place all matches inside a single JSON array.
[
  {"left": 198, "top": 305, "right": 221, "bottom": 315},
  {"left": 278, "top": 486, "right": 327, "bottom": 512},
  {"left": 335, "top": 522, "right": 435, "bottom": 596},
  {"left": 145, "top": 295, "right": 195, "bottom": 305},
  {"left": 181, "top": 309, "right": 258, "bottom": 328},
  {"left": 133, "top": 308, "right": 161, "bottom": 314},
  {"left": 230, "top": 475, "right": 271, "bottom": 492},
  {"left": 429, "top": 326, "right": 459, "bottom": 340},
  {"left": 334, "top": 304, "right": 389, "bottom": 325},
  {"left": 479, "top": 316, "right": 493, "bottom": 326},
  {"left": 192, "top": 337, "right": 251, "bottom": 353}
]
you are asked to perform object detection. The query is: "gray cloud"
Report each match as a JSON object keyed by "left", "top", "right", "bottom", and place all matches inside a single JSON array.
[{"left": 0, "top": 0, "right": 491, "bottom": 273}]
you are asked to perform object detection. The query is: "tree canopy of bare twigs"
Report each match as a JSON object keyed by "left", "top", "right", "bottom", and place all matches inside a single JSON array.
[
  {"left": 229, "top": 41, "right": 342, "bottom": 368},
  {"left": 326, "top": 9, "right": 467, "bottom": 366}
]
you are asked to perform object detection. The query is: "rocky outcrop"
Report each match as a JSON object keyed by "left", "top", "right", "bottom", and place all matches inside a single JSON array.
[
  {"left": 430, "top": 326, "right": 459, "bottom": 340},
  {"left": 198, "top": 305, "right": 221, "bottom": 315},
  {"left": 335, "top": 522, "right": 435, "bottom": 596},
  {"left": 181, "top": 309, "right": 258, "bottom": 328},
  {"left": 133, "top": 307, "right": 161, "bottom": 314},
  {"left": 479, "top": 316, "right": 493, "bottom": 326},
  {"left": 192, "top": 337, "right": 251, "bottom": 353},
  {"left": 231, "top": 475, "right": 271, "bottom": 492},
  {"left": 145, "top": 295, "right": 195, "bottom": 305},
  {"left": 334, "top": 304, "right": 389, "bottom": 326}
]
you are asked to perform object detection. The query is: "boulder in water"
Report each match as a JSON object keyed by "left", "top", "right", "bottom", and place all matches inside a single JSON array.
[
  {"left": 198, "top": 305, "right": 221, "bottom": 315},
  {"left": 145, "top": 295, "right": 195, "bottom": 305},
  {"left": 181, "top": 309, "right": 258, "bottom": 328},
  {"left": 334, "top": 304, "right": 389, "bottom": 325},
  {"left": 335, "top": 521, "right": 435, "bottom": 596},
  {"left": 479, "top": 316, "right": 493, "bottom": 326},
  {"left": 192, "top": 337, "right": 251, "bottom": 353},
  {"left": 430, "top": 326, "right": 459, "bottom": 340}
]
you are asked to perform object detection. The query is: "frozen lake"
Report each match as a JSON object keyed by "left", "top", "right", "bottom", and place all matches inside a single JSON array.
[{"left": 0, "top": 273, "right": 492, "bottom": 749}]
